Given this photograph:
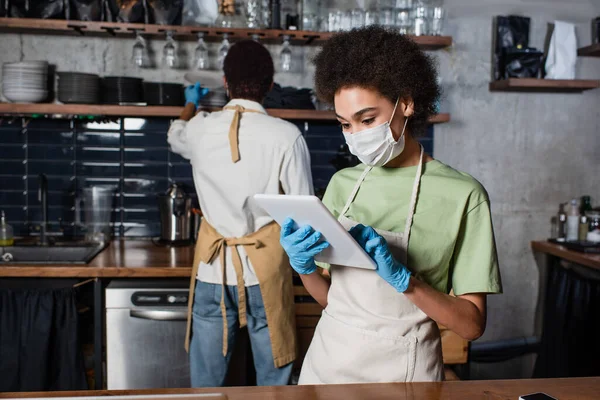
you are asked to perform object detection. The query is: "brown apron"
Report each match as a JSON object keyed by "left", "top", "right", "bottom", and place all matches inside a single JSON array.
[{"left": 183, "top": 104, "right": 297, "bottom": 368}]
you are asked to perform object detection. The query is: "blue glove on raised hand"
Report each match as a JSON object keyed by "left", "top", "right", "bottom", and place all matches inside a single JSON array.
[
  {"left": 280, "top": 218, "right": 330, "bottom": 275},
  {"left": 349, "top": 224, "right": 412, "bottom": 293},
  {"left": 184, "top": 82, "right": 209, "bottom": 108}
]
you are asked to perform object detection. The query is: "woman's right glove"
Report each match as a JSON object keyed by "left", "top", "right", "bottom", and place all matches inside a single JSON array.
[{"left": 280, "top": 217, "right": 330, "bottom": 275}]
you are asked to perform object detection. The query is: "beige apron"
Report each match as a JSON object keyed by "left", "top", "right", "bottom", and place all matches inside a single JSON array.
[
  {"left": 299, "top": 146, "right": 445, "bottom": 384},
  {"left": 183, "top": 104, "right": 297, "bottom": 368}
]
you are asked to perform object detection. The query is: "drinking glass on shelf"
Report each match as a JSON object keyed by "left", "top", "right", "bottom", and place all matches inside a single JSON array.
[
  {"left": 395, "top": 8, "right": 412, "bottom": 34},
  {"left": 163, "top": 31, "right": 179, "bottom": 69},
  {"left": 302, "top": 0, "right": 321, "bottom": 31},
  {"left": 194, "top": 33, "right": 209, "bottom": 70},
  {"left": 280, "top": 35, "right": 292, "bottom": 72},
  {"left": 244, "top": 0, "right": 262, "bottom": 28},
  {"left": 351, "top": 8, "right": 365, "bottom": 29},
  {"left": 217, "top": 33, "right": 231, "bottom": 70},
  {"left": 132, "top": 31, "right": 150, "bottom": 68},
  {"left": 430, "top": 7, "right": 445, "bottom": 35},
  {"left": 413, "top": 5, "right": 429, "bottom": 36},
  {"left": 365, "top": 8, "right": 379, "bottom": 26},
  {"left": 341, "top": 10, "right": 352, "bottom": 31},
  {"left": 328, "top": 10, "right": 343, "bottom": 32},
  {"left": 379, "top": 7, "right": 395, "bottom": 27}
]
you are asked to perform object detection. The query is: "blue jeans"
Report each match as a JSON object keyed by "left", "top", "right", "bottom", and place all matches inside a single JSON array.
[{"left": 189, "top": 281, "right": 292, "bottom": 387}]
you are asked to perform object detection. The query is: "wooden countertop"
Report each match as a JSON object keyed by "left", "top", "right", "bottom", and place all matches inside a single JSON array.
[
  {"left": 0, "top": 240, "right": 195, "bottom": 278},
  {"left": 531, "top": 240, "right": 600, "bottom": 271},
  {"left": 1, "top": 378, "right": 599, "bottom": 400}
]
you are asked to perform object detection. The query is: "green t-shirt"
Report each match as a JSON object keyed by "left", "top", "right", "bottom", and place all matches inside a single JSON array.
[{"left": 319, "top": 160, "right": 502, "bottom": 296}]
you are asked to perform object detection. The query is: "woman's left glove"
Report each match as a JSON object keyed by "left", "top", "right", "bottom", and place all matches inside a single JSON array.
[{"left": 349, "top": 224, "right": 412, "bottom": 293}]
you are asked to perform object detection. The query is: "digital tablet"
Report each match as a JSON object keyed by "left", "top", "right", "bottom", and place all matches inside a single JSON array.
[{"left": 254, "top": 194, "right": 377, "bottom": 270}]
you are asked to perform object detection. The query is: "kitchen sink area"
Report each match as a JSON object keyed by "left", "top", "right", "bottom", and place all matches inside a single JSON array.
[{"left": 0, "top": 242, "right": 107, "bottom": 265}]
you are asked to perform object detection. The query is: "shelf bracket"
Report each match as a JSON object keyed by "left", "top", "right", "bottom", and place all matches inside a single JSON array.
[
  {"left": 67, "top": 24, "right": 86, "bottom": 36},
  {"left": 100, "top": 26, "right": 117, "bottom": 36}
]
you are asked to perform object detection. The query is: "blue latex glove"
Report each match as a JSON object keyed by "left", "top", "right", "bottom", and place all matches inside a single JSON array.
[
  {"left": 349, "top": 224, "right": 412, "bottom": 293},
  {"left": 184, "top": 82, "right": 209, "bottom": 108},
  {"left": 280, "top": 218, "right": 330, "bottom": 275}
]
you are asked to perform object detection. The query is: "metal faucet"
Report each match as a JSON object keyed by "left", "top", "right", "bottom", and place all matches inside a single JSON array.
[{"left": 38, "top": 173, "right": 48, "bottom": 246}]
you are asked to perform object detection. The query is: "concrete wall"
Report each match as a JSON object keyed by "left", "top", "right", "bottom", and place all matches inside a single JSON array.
[
  {"left": 1, "top": 0, "right": 599, "bottom": 380},
  {"left": 434, "top": 0, "right": 600, "bottom": 379}
]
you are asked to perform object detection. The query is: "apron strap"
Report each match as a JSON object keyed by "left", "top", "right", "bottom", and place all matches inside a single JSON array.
[
  {"left": 216, "top": 236, "right": 263, "bottom": 357},
  {"left": 340, "top": 165, "right": 372, "bottom": 217},
  {"left": 339, "top": 145, "right": 424, "bottom": 245},
  {"left": 403, "top": 145, "right": 424, "bottom": 244},
  {"left": 223, "top": 105, "right": 264, "bottom": 163}
]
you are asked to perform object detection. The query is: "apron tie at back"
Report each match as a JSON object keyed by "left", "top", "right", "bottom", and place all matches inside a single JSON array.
[{"left": 212, "top": 236, "right": 261, "bottom": 356}]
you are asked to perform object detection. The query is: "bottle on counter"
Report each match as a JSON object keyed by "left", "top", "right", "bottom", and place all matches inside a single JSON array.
[
  {"left": 0, "top": 210, "right": 14, "bottom": 246},
  {"left": 579, "top": 215, "right": 589, "bottom": 241},
  {"left": 557, "top": 203, "right": 567, "bottom": 241},
  {"left": 580, "top": 195, "right": 592, "bottom": 215},
  {"left": 566, "top": 198, "right": 580, "bottom": 241},
  {"left": 586, "top": 211, "right": 600, "bottom": 243}
]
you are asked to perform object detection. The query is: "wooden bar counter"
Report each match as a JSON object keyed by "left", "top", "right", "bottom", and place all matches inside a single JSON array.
[
  {"left": 0, "top": 240, "right": 195, "bottom": 278},
  {"left": 1, "top": 378, "right": 599, "bottom": 400},
  {"left": 531, "top": 240, "right": 600, "bottom": 271}
]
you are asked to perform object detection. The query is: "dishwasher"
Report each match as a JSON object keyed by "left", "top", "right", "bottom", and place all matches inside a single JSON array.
[{"left": 106, "top": 280, "right": 191, "bottom": 389}]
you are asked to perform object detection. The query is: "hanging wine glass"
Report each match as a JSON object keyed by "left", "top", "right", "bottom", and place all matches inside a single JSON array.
[
  {"left": 132, "top": 31, "right": 150, "bottom": 68},
  {"left": 194, "top": 33, "right": 210, "bottom": 70},
  {"left": 163, "top": 31, "right": 179, "bottom": 69},
  {"left": 280, "top": 35, "right": 292, "bottom": 72},
  {"left": 217, "top": 33, "right": 231, "bottom": 70}
]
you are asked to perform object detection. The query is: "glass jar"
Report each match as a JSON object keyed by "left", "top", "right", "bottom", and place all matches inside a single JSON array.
[
  {"left": 586, "top": 211, "right": 600, "bottom": 243},
  {"left": 215, "top": 0, "right": 245, "bottom": 28}
]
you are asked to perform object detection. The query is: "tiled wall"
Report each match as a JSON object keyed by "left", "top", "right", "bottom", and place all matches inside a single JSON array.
[{"left": 0, "top": 117, "right": 433, "bottom": 238}]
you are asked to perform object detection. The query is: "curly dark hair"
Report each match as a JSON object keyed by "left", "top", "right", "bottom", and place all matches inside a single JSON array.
[
  {"left": 314, "top": 26, "right": 440, "bottom": 136},
  {"left": 224, "top": 40, "right": 274, "bottom": 102}
]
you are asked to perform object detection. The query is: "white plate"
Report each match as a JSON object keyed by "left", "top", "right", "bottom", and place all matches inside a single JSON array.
[
  {"left": 3, "top": 92, "right": 48, "bottom": 102},
  {"left": 3, "top": 61, "right": 48, "bottom": 68}
]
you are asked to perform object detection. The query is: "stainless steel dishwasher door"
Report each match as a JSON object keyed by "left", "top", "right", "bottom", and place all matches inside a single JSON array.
[{"left": 106, "top": 280, "right": 191, "bottom": 389}]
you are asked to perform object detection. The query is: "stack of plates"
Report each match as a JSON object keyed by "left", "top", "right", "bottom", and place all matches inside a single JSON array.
[
  {"left": 2, "top": 61, "right": 49, "bottom": 103},
  {"left": 57, "top": 72, "right": 100, "bottom": 104},
  {"left": 143, "top": 82, "right": 184, "bottom": 106},
  {"left": 102, "top": 76, "right": 143, "bottom": 104}
]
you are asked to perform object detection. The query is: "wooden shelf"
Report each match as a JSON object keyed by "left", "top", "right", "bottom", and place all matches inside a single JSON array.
[
  {"left": 578, "top": 44, "right": 600, "bottom": 57},
  {"left": 489, "top": 78, "right": 600, "bottom": 93},
  {"left": 0, "top": 17, "right": 452, "bottom": 49},
  {"left": 0, "top": 103, "right": 450, "bottom": 124}
]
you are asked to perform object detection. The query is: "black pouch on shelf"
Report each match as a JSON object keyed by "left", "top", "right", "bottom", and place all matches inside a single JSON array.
[
  {"left": 503, "top": 47, "right": 544, "bottom": 79},
  {"left": 69, "top": 0, "right": 103, "bottom": 21},
  {"left": 10, "top": 0, "right": 69, "bottom": 19},
  {"left": 493, "top": 15, "right": 531, "bottom": 80},
  {"left": 106, "top": 0, "right": 145, "bottom": 23},
  {"left": 146, "top": 0, "right": 183, "bottom": 25}
]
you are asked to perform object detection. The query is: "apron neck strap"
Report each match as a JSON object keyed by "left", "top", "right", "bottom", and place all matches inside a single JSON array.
[
  {"left": 339, "top": 145, "right": 425, "bottom": 241},
  {"left": 223, "top": 105, "right": 264, "bottom": 163},
  {"left": 403, "top": 145, "right": 424, "bottom": 242},
  {"left": 340, "top": 165, "right": 372, "bottom": 217}
]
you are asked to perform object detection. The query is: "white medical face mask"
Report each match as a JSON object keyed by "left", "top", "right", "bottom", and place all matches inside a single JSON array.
[{"left": 342, "top": 99, "right": 409, "bottom": 167}]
